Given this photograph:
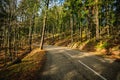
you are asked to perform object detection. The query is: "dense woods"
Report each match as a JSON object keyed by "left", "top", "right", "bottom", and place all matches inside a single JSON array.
[{"left": 0, "top": 0, "right": 120, "bottom": 69}]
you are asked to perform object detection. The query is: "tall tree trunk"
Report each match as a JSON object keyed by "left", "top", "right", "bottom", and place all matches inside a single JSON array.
[
  {"left": 95, "top": 0, "right": 99, "bottom": 40},
  {"left": 70, "top": 14, "right": 73, "bottom": 43},
  {"left": 8, "top": 7, "right": 12, "bottom": 61},
  {"left": 29, "top": 19, "right": 32, "bottom": 51},
  {"left": 40, "top": 11, "right": 46, "bottom": 49},
  {"left": 106, "top": 0, "right": 110, "bottom": 37},
  {"left": 29, "top": 16, "right": 35, "bottom": 51},
  {"left": 40, "top": 0, "right": 49, "bottom": 50}
]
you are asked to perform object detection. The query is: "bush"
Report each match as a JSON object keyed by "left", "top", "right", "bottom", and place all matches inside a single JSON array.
[
  {"left": 96, "top": 41, "right": 110, "bottom": 49},
  {"left": 100, "top": 42, "right": 110, "bottom": 49}
]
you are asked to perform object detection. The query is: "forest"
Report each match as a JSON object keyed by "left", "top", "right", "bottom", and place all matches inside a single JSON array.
[{"left": 0, "top": 0, "right": 120, "bottom": 80}]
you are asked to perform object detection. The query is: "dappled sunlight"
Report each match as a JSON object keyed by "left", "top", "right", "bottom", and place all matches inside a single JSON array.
[
  {"left": 24, "top": 48, "right": 45, "bottom": 59},
  {"left": 45, "top": 46, "right": 68, "bottom": 52},
  {"left": 62, "top": 48, "right": 120, "bottom": 80},
  {"left": 0, "top": 0, "right": 119, "bottom": 79},
  {"left": 64, "top": 70, "right": 76, "bottom": 78},
  {"left": 92, "top": 63, "right": 106, "bottom": 74},
  {"left": 42, "top": 64, "right": 58, "bottom": 76},
  {"left": 49, "top": 65, "right": 58, "bottom": 74},
  {"left": 63, "top": 70, "right": 80, "bottom": 80},
  {"left": 70, "top": 52, "right": 96, "bottom": 59}
]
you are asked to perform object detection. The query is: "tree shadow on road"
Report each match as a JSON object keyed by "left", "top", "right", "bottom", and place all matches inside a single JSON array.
[{"left": 39, "top": 48, "right": 120, "bottom": 80}]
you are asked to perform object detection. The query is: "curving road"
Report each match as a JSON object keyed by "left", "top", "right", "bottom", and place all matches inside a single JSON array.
[{"left": 39, "top": 45, "right": 120, "bottom": 80}]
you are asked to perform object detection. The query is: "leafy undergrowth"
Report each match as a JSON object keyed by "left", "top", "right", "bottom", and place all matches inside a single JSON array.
[{"left": 0, "top": 48, "right": 46, "bottom": 80}]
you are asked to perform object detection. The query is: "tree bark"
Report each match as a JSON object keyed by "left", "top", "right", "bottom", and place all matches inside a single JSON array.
[
  {"left": 95, "top": 0, "right": 99, "bottom": 40},
  {"left": 29, "top": 16, "right": 35, "bottom": 51},
  {"left": 40, "top": 0, "right": 49, "bottom": 50},
  {"left": 70, "top": 14, "right": 73, "bottom": 43}
]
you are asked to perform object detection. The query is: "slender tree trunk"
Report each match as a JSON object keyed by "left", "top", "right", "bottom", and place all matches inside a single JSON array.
[
  {"left": 78, "top": 19, "right": 82, "bottom": 42},
  {"left": 29, "top": 16, "right": 35, "bottom": 51},
  {"left": 95, "top": 0, "right": 99, "bottom": 40},
  {"left": 3, "top": 19, "right": 6, "bottom": 66},
  {"left": 40, "top": 11, "right": 46, "bottom": 49},
  {"left": 70, "top": 14, "right": 73, "bottom": 43},
  {"left": 8, "top": 8, "right": 12, "bottom": 61},
  {"left": 29, "top": 19, "right": 32, "bottom": 51},
  {"left": 52, "top": 24, "right": 55, "bottom": 43},
  {"left": 40, "top": 0, "right": 49, "bottom": 50}
]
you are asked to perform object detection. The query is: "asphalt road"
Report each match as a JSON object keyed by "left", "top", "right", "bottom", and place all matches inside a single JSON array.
[{"left": 40, "top": 45, "right": 120, "bottom": 80}]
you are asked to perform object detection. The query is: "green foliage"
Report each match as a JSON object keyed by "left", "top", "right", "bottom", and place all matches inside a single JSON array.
[
  {"left": 96, "top": 41, "right": 110, "bottom": 49},
  {"left": 20, "top": 27, "right": 29, "bottom": 37},
  {"left": 101, "top": 42, "right": 110, "bottom": 49}
]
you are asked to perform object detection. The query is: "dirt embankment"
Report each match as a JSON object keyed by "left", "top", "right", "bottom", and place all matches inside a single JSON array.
[
  {"left": 44, "top": 35, "right": 120, "bottom": 60},
  {"left": 0, "top": 48, "right": 46, "bottom": 80}
]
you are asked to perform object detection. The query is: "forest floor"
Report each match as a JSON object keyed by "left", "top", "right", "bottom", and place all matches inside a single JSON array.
[
  {"left": 0, "top": 48, "right": 46, "bottom": 80},
  {"left": 0, "top": 34, "right": 119, "bottom": 80},
  {"left": 0, "top": 46, "right": 30, "bottom": 70}
]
